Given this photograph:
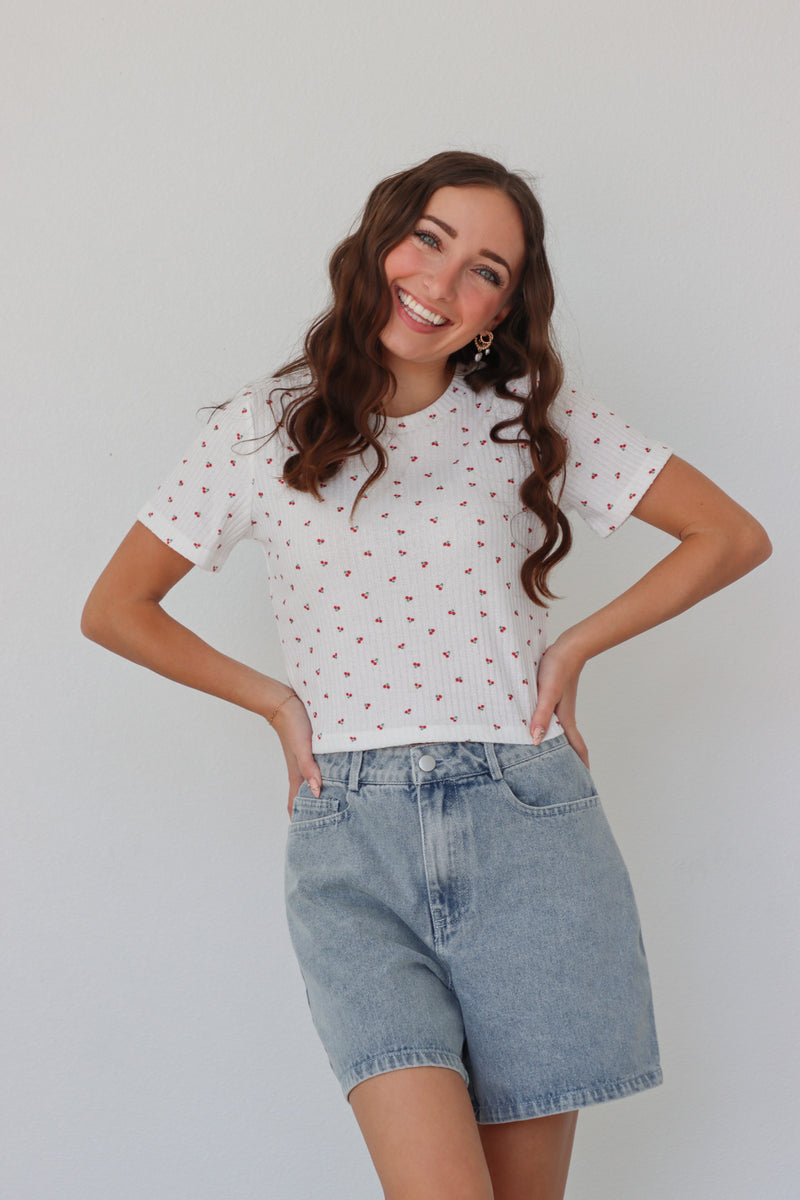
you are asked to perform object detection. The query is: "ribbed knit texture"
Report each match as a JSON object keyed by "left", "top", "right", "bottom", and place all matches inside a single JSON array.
[{"left": 138, "top": 367, "right": 672, "bottom": 751}]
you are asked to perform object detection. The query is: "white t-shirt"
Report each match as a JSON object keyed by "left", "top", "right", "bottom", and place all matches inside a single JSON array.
[{"left": 138, "top": 366, "right": 672, "bottom": 751}]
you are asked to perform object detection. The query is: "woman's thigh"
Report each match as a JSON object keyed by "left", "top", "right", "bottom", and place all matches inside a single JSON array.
[
  {"left": 348, "top": 1065, "right": 494, "bottom": 1200},
  {"left": 478, "top": 1111, "right": 579, "bottom": 1200},
  {"left": 348, "top": 1065, "right": 577, "bottom": 1200}
]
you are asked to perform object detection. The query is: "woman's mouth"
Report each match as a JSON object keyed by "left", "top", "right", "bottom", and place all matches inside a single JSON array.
[{"left": 394, "top": 286, "right": 451, "bottom": 331}]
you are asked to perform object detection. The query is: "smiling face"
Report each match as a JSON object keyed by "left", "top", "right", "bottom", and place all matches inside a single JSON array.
[{"left": 378, "top": 185, "right": 526, "bottom": 371}]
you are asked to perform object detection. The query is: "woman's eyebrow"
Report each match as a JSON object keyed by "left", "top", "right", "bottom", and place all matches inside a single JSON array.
[{"left": 421, "top": 213, "right": 511, "bottom": 275}]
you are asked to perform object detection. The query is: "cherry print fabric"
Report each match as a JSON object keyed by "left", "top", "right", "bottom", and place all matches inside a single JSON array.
[{"left": 137, "top": 367, "right": 672, "bottom": 752}]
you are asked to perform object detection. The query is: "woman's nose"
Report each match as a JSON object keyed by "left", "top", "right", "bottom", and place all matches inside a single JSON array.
[{"left": 422, "top": 262, "right": 459, "bottom": 302}]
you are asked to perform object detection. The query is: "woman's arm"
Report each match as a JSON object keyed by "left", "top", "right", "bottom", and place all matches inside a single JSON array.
[
  {"left": 81, "top": 521, "right": 322, "bottom": 803},
  {"left": 529, "top": 455, "right": 772, "bottom": 765}
]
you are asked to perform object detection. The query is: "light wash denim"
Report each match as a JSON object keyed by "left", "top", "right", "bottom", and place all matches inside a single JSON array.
[{"left": 284, "top": 735, "right": 662, "bottom": 1122}]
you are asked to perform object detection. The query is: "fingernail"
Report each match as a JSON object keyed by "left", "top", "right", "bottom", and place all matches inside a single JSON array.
[
  {"left": 310, "top": 779, "right": 321, "bottom": 797},
  {"left": 532, "top": 726, "right": 546, "bottom": 745}
]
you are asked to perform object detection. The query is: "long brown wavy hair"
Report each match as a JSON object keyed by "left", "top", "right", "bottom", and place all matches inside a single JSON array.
[{"left": 266, "top": 150, "right": 571, "bottom": 606}]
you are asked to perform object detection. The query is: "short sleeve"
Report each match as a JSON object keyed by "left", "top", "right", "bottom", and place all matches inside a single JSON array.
[
  {"left": 137, "top": 389, "right": 258, "bottom": 572},
  {"left": 551, "top": 386, "right": 673, "bottom": 537}
]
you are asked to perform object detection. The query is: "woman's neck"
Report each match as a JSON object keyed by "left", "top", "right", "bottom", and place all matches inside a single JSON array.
[{"left": 380, "top": 356, "right": 455, "bottom": 418}]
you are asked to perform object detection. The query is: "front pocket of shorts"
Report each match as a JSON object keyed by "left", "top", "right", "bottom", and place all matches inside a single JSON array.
[
  {"left": 497, "top": 742, "right": 600, "bottom": 817},
  {"left": 288, "top": 780, "right": 352, "bottom": 834}
]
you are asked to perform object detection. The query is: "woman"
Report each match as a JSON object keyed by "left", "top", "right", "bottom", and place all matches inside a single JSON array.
[{"left": 82, "top": 151, "right": 771, "bottom": 1200}]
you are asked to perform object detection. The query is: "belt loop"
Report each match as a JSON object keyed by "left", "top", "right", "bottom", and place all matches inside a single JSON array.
[
  {"left": 483, "top": 742, "right": 503, "bottom": 781},
  {"left": 347, "top": 749, "right": 363, "bottom": 792}
]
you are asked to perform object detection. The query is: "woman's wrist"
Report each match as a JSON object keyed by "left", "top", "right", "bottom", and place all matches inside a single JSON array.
[
  {"left": 262, "top": 682, "right": 300, "bottom": 725},
  {"left": 266, "top": 691, "right": 299, "bottom": 724},
  {"left": 550, "top": 628, "right": 590, "bottom": 670}
]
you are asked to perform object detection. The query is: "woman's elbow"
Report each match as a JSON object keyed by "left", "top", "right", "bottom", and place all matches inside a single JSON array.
[
  {"left": 81, "top": 584, "right": 125, "bottom": 647},
  {"left": 80, "top": 589, "right": 108, "bottom": 644},
  {"left": 732, "top": 516, "right": 772, "bottom": 573}
]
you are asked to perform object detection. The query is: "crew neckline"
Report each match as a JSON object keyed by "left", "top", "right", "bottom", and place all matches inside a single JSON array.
[{"left": 377, "top": 365, "right": 466, "bottom": 434}]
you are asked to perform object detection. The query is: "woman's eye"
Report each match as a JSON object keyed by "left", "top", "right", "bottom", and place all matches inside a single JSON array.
[
  {"left": 413, "top": 228, "right": 440, "bottom": 249},
  {"left": 477, "top": 266, "right": 502, "bottom": 286}
]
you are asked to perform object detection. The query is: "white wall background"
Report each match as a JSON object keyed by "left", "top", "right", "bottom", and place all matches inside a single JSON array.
[{"left": 3, "top": 2, "right": 798, "bottom": 1197}]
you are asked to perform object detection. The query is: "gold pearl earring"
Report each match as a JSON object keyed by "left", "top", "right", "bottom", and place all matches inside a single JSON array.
[{"left": 473, "top": 330, "right": 493, "bottom": 361}]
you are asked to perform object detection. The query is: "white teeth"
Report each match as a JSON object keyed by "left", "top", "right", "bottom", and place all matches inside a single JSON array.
[{"left": 397, "top": 288, "right": 447, "bottom": 326}]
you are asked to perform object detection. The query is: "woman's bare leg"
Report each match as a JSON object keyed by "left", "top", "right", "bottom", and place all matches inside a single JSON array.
[
  {"left": 348, "top": 1065, "right": 494, "bottom": 1200},
  {"left": 478, "top": 1111, "right": 578, "bottom": 1200}
]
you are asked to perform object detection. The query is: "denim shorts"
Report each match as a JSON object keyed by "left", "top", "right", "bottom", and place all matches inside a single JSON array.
[{"left": 283, "top": 735, "right": 662, "bottom": 1123}]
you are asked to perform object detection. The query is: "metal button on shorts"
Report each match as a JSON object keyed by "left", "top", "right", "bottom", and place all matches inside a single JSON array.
[{"left": 418, "top": 754, "right": 437, "bottom": 771}]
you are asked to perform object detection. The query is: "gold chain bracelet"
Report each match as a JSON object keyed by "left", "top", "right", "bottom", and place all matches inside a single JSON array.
[{"left": 267, "top": 692, "right": 298, "bottom": 725}]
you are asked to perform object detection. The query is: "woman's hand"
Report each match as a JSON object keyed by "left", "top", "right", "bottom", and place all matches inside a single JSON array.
[
  {"left": 529, "top": 638, "right": 590, "bottom": 768},
  {"left": 270, "top": 693, "right": 323, "bottom": 818}
]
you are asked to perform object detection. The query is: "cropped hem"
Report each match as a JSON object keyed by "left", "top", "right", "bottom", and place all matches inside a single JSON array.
[
  {"left": 312, "top": 723, "right": 564, "bottom": 753},
  {"left": 473, "top": 1066, "right": 664, "bottom": 1124},
  {"left": 341, "top": 1047, "right": 471, "bottom": 1101}
]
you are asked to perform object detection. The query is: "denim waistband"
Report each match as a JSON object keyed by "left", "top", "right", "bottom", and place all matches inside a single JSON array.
[{"left": 312, "top": 734, "right": 570, "bottom": 791}]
